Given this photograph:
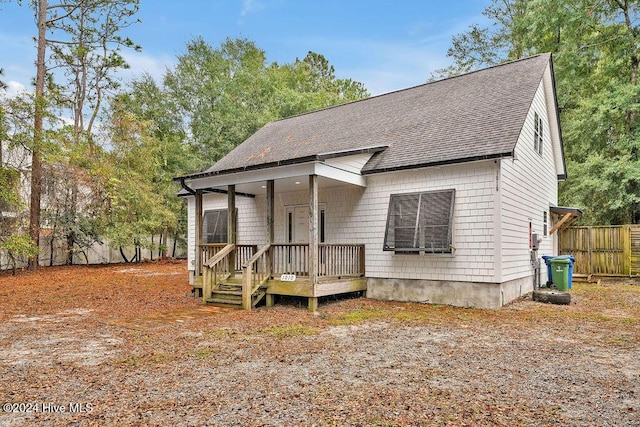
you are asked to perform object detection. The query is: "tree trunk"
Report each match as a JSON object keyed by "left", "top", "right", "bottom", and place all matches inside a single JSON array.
[
  {"left": 9, "top": 253, "right": 16, "bottom": 276},
  {"left": 66, "top": 231, "right": 75, "bottom": 265},
  {"left": 119, "top": 246, "right": 131, "bottom": 263},
  {"left": 172, "top": 233, "right": 177, "bottom": 258},
  {"left": 28, "top": 0, "right": 48, "bottom": 271},
  {"left": 49, "top": 209, "right": 58, "bottom": 267}
]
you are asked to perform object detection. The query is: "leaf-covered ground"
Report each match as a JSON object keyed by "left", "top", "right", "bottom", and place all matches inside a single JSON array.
[{"left": 1, "top": 262, "right": 638, "bottom": 426}]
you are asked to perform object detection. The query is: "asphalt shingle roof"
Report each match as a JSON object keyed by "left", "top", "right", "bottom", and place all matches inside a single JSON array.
[{"left": 204, "top": 54, "right": 552, "bottom": 176}]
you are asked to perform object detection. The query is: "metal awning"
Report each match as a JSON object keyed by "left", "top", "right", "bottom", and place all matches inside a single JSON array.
[{"left": 549, "top": 206, "right": 583, "bottom": 234}]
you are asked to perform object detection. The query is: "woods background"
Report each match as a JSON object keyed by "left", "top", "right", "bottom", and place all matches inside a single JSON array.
[{"left": 2, "top": 0, "right": 640, "bottom": 270}]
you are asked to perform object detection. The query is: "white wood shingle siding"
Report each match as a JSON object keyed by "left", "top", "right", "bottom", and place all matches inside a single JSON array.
[
  {"left": 359, "top": 163, "right": 497, "bottom": 283},
  {"left": 499, "top": 64, "right": 559, "bottom": 283},
  {"left": 187, "top": 161, "right": 498, "bottom": 284}
]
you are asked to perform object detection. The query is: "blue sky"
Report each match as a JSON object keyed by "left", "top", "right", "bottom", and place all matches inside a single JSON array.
[{"left": 0, "top": 1, "right": 490, "bottom": 97}]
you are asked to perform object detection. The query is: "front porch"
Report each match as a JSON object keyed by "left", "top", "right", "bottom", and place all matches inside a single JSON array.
[
  {"left": 180, "top": 154, "right": 376, "bottom": 311},
  {"left": 194, "top": 243, "right": 366, "bottom": 311}
]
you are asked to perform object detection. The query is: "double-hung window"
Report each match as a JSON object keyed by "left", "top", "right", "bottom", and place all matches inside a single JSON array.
[
  {"left": 534, "top": 112, "right": 543, "bottom": 156},
  {"left": 383, "top": 189, "right": 455, "bottom": 254}
]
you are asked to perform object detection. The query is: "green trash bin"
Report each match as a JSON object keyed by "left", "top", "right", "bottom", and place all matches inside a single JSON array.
[{"left": 550, "top": 258, "right": 571, "bottom": 291}]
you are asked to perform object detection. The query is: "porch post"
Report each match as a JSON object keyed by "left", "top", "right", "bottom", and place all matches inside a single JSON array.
[
  {"left": 228, "top": 184, "right": 236, "bottom": 277},
  {"left": 308, "top": 174, "right": 319, "bottom": 311},
  {"left": 195, "top": 189, "right": 203, "bottom": 278},
  {"left": 266, "top": 180, "right": 275, "bottom": 244},
  {"left": 266, "top": 179, "right": 275, "bottom": 308}
]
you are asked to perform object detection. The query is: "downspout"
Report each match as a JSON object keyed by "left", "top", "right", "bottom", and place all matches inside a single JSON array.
[{"left": 179, "top": 178, "right": 196, "bottom": 196}]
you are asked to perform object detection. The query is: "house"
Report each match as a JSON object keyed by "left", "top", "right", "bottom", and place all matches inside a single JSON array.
[{"left": 175, "top": 53, "right": 577, "bottom": 311}]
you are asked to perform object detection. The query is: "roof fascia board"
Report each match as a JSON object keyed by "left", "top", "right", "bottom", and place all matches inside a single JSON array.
[
  {"left": 184, "top": 162, "right": 317, "bottom": 190},
  {"left": 316, "top": 145, "right": 388, "bottom": 161},
  {"left": 181, "top": 161, "right": 367, "bottom": 191},
  {"left": 314, "top": 162, "right": 366, "bottom": 187},
  {"left": 543, "top": 57, "right": 567, "bottom": 180},
  {"left": 362, "top": 152, "right": 513, "bottom": 175}
]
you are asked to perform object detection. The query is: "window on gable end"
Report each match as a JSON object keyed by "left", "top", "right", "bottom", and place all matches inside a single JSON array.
[
  {"left": 534, "top": 112, "right": 543, "bottom": 156},
  {"left": 383, "top": 189, "right": 455, "bottom": 254}
]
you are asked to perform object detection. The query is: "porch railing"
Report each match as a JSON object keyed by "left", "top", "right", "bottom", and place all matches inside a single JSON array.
[
  {"left": 200, "top": 243, "right": 227, "bottom": 267},
  {"left": 271, "top": 244, "right": 309, "bottom": 276},
  {"left": 202, "top": 244, "right": 234, "bottom": 303},
  {"left": 200, "top": 243, "right": 258, "bottom": 272},
  {"left": 318, "top": 244, "right": 365, "bottom": 277},
  {"left": 200, "top": 243, "right": 365, "bottom": 307},
  {"left": 242, "top": 244, "right": 272, "bottom": 309},
  {"left": 269, "top": 243, "right": 365, "bottom": 277}
]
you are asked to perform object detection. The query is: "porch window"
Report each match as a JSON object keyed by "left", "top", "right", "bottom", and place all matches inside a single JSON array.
[
  {"left": 383, "top": 189, "right": 455, "bottom": 254},
  {"left": 202, "top": 209, "right": 228, "bottom": 243}
]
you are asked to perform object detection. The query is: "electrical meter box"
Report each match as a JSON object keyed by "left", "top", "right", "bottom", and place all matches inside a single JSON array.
[{"left": 531, "top": 233, "right": 540, "bottom": 250}]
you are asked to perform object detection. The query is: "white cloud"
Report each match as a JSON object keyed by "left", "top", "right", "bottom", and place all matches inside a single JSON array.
[
  {"left": 3, "top": 80, "right": 28, "bottom": 99},
  {"left": 240, "top": 0, "right": 265, "bottom": 17},
  {"left": 119, "top": 50, "right": 175, "bottom": 84}
]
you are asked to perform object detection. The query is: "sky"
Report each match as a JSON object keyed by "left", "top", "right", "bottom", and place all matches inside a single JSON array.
[{"left": 0, "top": 1, "right": 491, "bottom": 98}]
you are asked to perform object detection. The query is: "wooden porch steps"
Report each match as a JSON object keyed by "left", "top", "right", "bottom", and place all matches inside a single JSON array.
[{"left": 205, "top": 279, "right": 267, "bottom": 309}]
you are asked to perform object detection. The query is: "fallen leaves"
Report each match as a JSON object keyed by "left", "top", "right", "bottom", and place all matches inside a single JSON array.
[{"left": 0, "top": 264, "right": 639, "bottom": 426}]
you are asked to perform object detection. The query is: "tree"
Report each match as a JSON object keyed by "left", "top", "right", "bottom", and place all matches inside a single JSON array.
[
  {"left": 102, "top": 101, "right": 179, "bottom": 262},
  {"left": 439, "top": 0, "right": 640, "bottom": 224},
  {"left": 0, "top": 68, "right": 7, "bottom": 91},
  {"left": 106, "top": 74, "right": 196, "bottom": 259},
  {"left": 1, "top": 84, "right": 38, "bottom": 273},
  {"left": 22, "top": 0, "right": 140, "bottom": 267},
  {"left": 163, "top": 38, "right": 369, "bottom": 165},
  {"left": 430, "top": 0, "right": 532, "bottom": 80},
  {"left": 28, "top": 0, "right": 47, "bottom": 269}
]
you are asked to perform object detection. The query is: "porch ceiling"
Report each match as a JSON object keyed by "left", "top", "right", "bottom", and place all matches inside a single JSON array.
[
  {"left": 232, "top": 175, "right": 355, "bottom": 195},
  {"left": 180, "top": 161, "right": 366, "bottom": 196}
]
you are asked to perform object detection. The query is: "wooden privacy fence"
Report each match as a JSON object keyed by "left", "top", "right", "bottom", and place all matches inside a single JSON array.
[{"left": 558, "top": 225, "right": 640, "bottom": 276}]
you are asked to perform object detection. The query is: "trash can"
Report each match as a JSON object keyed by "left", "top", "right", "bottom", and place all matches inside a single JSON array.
[
  {"left": 550, "top": 257, "right": 571, "bottom": 291},
  {"left": 558, "top": 255, "right": 576, "bottom": 289},
  {"left": 542, "top": 255, "right": 555, "bottom": 286},
  {"left": 542, "top": 255, "right": 575, "bottom": 288}
]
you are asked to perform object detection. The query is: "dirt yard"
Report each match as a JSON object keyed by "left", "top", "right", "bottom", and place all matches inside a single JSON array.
[{"left": 0, "top": 262, "right": 638, "bottom": 426}]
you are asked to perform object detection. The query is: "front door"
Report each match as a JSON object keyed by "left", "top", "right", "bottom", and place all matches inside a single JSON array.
[{"left": 286, "top": 205, "right": 325, "bottom": 243}]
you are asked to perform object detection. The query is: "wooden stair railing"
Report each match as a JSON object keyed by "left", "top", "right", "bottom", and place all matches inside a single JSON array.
[
  {"left": 202, "top": 244, "right": 235, "bottom": 304},
  {"left": 242, "top": 244, "right": 272, "bottom": 310}
]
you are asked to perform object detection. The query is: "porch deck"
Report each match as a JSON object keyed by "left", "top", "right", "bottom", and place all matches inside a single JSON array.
[{"left": 195, "top": 243, "right": 366, "bottom": 311}]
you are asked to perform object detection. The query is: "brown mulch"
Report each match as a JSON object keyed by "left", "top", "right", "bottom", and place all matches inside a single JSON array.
[{"left": 1, "top": 262, "right": 639, "bottom": 426}]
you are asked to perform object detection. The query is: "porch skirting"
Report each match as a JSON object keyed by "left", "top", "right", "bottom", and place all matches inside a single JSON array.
[{"left": 366, "top": 275, "right": 534, "bottom": 309}]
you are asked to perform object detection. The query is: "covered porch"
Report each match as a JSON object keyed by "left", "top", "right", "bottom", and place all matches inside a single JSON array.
[{"left": 178, "top": 158, "right": 371, "bottom": 311}]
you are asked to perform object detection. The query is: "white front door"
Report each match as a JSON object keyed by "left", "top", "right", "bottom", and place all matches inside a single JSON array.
[
  {"left": 292, "top": 206, "right": 308, "bottom": 243},
  {"left": 286, "top": 204, "right": 325, "bottom": 243}
]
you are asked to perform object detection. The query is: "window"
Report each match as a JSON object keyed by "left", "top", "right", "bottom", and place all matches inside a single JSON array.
[
  {"left": 543, "top": 211, "right": 548, "bottom": 236},
  {"left": 383, "top": 189, "right": 455, "bottom": 254},
  {"left": 534, "top": 112, "right": 543, "bottom": 156},
  {"left": 202, "top": 209, "right": 229, "bottom": 243}
]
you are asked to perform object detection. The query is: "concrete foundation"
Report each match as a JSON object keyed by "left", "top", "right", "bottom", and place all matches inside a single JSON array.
[{"left": 366, "top": 275, "right": 534, "bottom": 309}]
